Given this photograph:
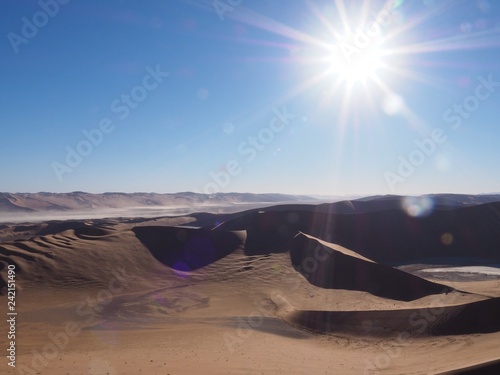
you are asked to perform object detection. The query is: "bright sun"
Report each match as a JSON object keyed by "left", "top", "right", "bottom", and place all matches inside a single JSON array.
[{"left": 331, "top": 45, "right": 383, "bottom": 85}]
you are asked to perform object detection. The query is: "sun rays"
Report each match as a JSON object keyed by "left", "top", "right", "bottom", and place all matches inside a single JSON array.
[
  {"left": 220, "top": 0, "right": 500, "bottom": 129},
  {"left": 181, "top": 0, "right": 500, "bottom": 195}
]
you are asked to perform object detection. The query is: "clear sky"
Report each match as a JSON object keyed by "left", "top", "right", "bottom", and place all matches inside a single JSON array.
[{"left": 1, "top": 0, "right": 499, "bottom": 196}]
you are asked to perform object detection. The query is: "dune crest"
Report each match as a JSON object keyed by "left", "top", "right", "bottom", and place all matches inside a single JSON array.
[{"left": 289, "top": 232, "right": 453, "bottom": 301}]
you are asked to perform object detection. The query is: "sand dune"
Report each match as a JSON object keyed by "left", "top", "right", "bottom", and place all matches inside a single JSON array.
[
  {"left": 288, "top": 233, "right": 453, "bottom": 301},
  {"left": 437, "top": 358, "right": 500, "bottom": 374},
  {"left": 215, "top": 200, "right": 500, "bottom": 263},
  {"left": 1, "top": 197, "right": 500, "bottom": 374},
  {"left": 133, "top": 226, "right": 246, "bottom": 271},
  {"left": 286, "top": 296, "right": 500, "bottom": 337}
]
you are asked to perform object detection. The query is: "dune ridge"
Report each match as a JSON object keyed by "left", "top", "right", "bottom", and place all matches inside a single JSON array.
[
  {"left": 289, "top": 232, "right": 454, "bottom": 301},
  {"left": 214, "top": 200, "right": 500, "bottom": 263}
]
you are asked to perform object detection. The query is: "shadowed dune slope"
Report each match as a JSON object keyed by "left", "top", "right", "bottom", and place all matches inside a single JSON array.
[
  {"left": 438, "top": 358, "right": 500, "bottom": 374},
  {"left": 215, "top": 202, "right": 500, "bottom": 263},
  {"left": 288, "top": 233, "right": 453, "bottom": 301},
  {"left": 286, "top": 296, "right": 500, "bottom": 337},
  {"left": 213, "top": 210, "right": 299, "bottom": 255},
  {"left": 132, "top": 226, "right": 246, "bottom": 271},
  {"left": 131, "top": 223, "right": 453, "bottom": 301},
  {"left": 38, "top": 220, "right": 100, "bottom": 235}
]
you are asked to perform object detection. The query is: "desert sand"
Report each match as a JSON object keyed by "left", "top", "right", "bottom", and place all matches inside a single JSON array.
[{"left": 1, "top": 195, "right": 500, "bottom": 374}]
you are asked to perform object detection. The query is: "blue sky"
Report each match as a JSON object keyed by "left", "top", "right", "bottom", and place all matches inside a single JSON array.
[{"left": 1, "top": 0, "right": 499, "bottom": 196}]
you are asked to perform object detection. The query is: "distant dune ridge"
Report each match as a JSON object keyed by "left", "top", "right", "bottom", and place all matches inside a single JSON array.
[
  {"left": 0, "top": 191, "right": 318, "bottom": 213},
  {"left": 214, "top": 196, "right": 500, "bottom": 263},
  {"left": 1, "top": 193, "right": 500, "bottom": 374}
]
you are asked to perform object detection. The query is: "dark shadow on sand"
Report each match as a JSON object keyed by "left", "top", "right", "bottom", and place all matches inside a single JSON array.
[
  {"left": 287, "top": 297, "right": 500, "bottom": 337},
  {"left": 133, "top": 226, "right": 246, "bottom": 271},
  {"left": 289, "top": 233, "right": 453, "bottom": 301},
  {"left": 220, "top": 316, "right": 312, "bottom": 340}
]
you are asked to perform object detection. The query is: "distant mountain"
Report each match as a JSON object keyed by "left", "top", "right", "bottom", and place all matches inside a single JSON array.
[
  {"left": 0, "top": 192, "right": 318, "bottom": 214},
  {"left": 0, "top": 196, "right": 35, "bottom": 213}
]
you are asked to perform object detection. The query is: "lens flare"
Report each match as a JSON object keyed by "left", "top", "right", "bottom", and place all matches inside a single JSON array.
[
  {"left": 441, "top": 232, "right": 454, "bottom": 246},
  {"left": 401, "top": 196, "right": 435, "bottom": 217}
]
